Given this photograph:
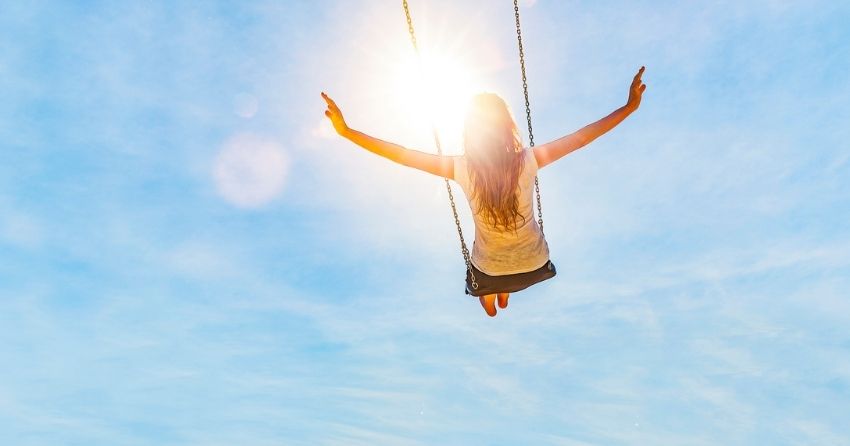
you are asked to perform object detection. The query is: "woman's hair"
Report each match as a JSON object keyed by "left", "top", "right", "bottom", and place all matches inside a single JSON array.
[{"left": 462, "top": 93, "right": 527, "bottom": 232}]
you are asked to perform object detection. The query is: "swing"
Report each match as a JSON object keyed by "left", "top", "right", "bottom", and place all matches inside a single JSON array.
[{"left": 402, "top": 0, "right": 556, "bottom": 297}]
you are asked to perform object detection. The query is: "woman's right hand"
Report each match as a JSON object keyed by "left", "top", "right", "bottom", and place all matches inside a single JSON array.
[
  {"left": 626, "top": 66, "right": 647, "bottom": 111},
  {"left": 321, "top": 92, "right": 349, "bottom": 136}
]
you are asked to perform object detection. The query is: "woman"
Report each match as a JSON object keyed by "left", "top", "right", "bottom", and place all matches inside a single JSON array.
[{"left": 321, "top": 66, "right": 646, "bottom": 316}]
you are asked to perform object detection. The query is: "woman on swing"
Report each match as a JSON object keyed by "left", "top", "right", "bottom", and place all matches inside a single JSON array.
[{"left": 322, "top": 66, "right": 646, "bottom": 317}]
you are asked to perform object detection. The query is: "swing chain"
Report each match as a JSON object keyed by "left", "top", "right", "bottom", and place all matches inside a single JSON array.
[
  {"left": 403, "top": 0, "right": 478, "bottom": 291},
  {"left": 513, "top": 0, "right": 545, "bottom": 236},
  {"left": 403, "top": 0, "right": 418, "bottom": 51}
]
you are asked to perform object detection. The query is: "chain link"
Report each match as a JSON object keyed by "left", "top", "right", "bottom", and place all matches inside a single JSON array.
[
  {"left": 403, "top": 0, "right": 418, "bottom": 51},
  {"left": 402, "top": 0, "right": 478, "bottom": 291}
]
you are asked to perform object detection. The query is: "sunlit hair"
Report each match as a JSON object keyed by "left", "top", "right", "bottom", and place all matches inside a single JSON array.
[{"left": 462, "top": 93, "right": 527, "bottom": 232}]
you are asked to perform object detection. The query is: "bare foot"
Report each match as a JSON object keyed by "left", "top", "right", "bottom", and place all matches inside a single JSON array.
[
  {"left": 497, "top": 293, "right": 510, "bottom": 309},
  {"left": 479, "top": 294, "right": 497, "bottom": 317}
]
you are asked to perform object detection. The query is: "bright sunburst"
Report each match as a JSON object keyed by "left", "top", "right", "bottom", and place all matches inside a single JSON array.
[{"left": 391, "top": 48, "right": 484, "bottom": 154}]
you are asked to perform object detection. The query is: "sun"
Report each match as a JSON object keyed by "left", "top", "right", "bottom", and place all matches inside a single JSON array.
[{"left": 391, "top": 48, "right": 484, "bottom": 154}]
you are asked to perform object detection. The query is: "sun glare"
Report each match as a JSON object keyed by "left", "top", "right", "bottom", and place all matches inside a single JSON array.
[{"left": 392, "top": 49, "right": 484, "bottom": 154}]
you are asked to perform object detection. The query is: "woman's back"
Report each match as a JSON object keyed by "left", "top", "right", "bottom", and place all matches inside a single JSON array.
[{"left": 453, "top": 148, "right": 550, "bottom": 275}]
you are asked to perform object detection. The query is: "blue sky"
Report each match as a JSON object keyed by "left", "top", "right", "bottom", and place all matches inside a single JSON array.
[{"left": 1, "top": 0, "right": 849, "bottom": 444}]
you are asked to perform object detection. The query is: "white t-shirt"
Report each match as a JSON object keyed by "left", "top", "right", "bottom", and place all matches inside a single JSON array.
[{"left": 452, "top": 148, "right": 550, "bottom": 276}]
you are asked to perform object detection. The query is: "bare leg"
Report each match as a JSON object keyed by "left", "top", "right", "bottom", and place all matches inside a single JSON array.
[
  {"left": 497, "top": 293, "right": 510, "bottom": 309},
  {"left": 479, "top": 294, "right": 497, "bottom": 317}
]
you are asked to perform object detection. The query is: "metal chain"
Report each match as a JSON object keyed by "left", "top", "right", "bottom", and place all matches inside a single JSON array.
[
  {"left": 513, "top": 0, "right": 545, "bottom": 236},
  {"left": 402, "top": 0, "right": 478, "bottom": 291}
]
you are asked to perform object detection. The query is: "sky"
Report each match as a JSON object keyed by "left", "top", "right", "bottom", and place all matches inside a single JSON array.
[{"left": 1, "top": 0, "right": 849, "bottom": 444}]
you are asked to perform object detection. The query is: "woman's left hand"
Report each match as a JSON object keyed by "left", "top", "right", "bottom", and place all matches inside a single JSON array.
[
  {"left": 626, "top": 66, "right": 647, "bottom": 111},
  {"left": 321, "top": 92, "right": 349, "bottom": 135}
]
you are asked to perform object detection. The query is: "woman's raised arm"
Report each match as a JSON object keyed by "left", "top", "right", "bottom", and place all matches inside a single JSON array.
[
  {"left": 322, "top": 92, "right": 454, "bottom": 179},
  {"left": 533, "top": 66, "right": 646, "bottom": 169}
]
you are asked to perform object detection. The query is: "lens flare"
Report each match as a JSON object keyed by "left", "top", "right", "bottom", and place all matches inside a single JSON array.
[
  {"left": 392, "top": 49, "right": 483, "bottom": 153},
  {"left": 213, "top": 133, "right": 289, "bottom": 208}
]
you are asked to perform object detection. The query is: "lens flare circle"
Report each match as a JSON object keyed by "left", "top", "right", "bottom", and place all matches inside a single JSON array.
[{"left": 213, "top": 133, "right": 289, "bottom": 208}]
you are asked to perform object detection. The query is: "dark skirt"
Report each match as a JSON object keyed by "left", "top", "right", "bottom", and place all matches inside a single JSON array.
[{"left": 465, "top": 260, "right": 557, "bottom": 296}]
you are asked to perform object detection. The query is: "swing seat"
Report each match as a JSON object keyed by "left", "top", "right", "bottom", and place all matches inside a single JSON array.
[{"left": 465, "top": 260, "right": 557, "bottom": 296}]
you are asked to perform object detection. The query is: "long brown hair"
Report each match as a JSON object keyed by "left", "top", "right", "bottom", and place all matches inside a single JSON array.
[{"left": 463, "top": 93, "right": 527, "bottom": 232}]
